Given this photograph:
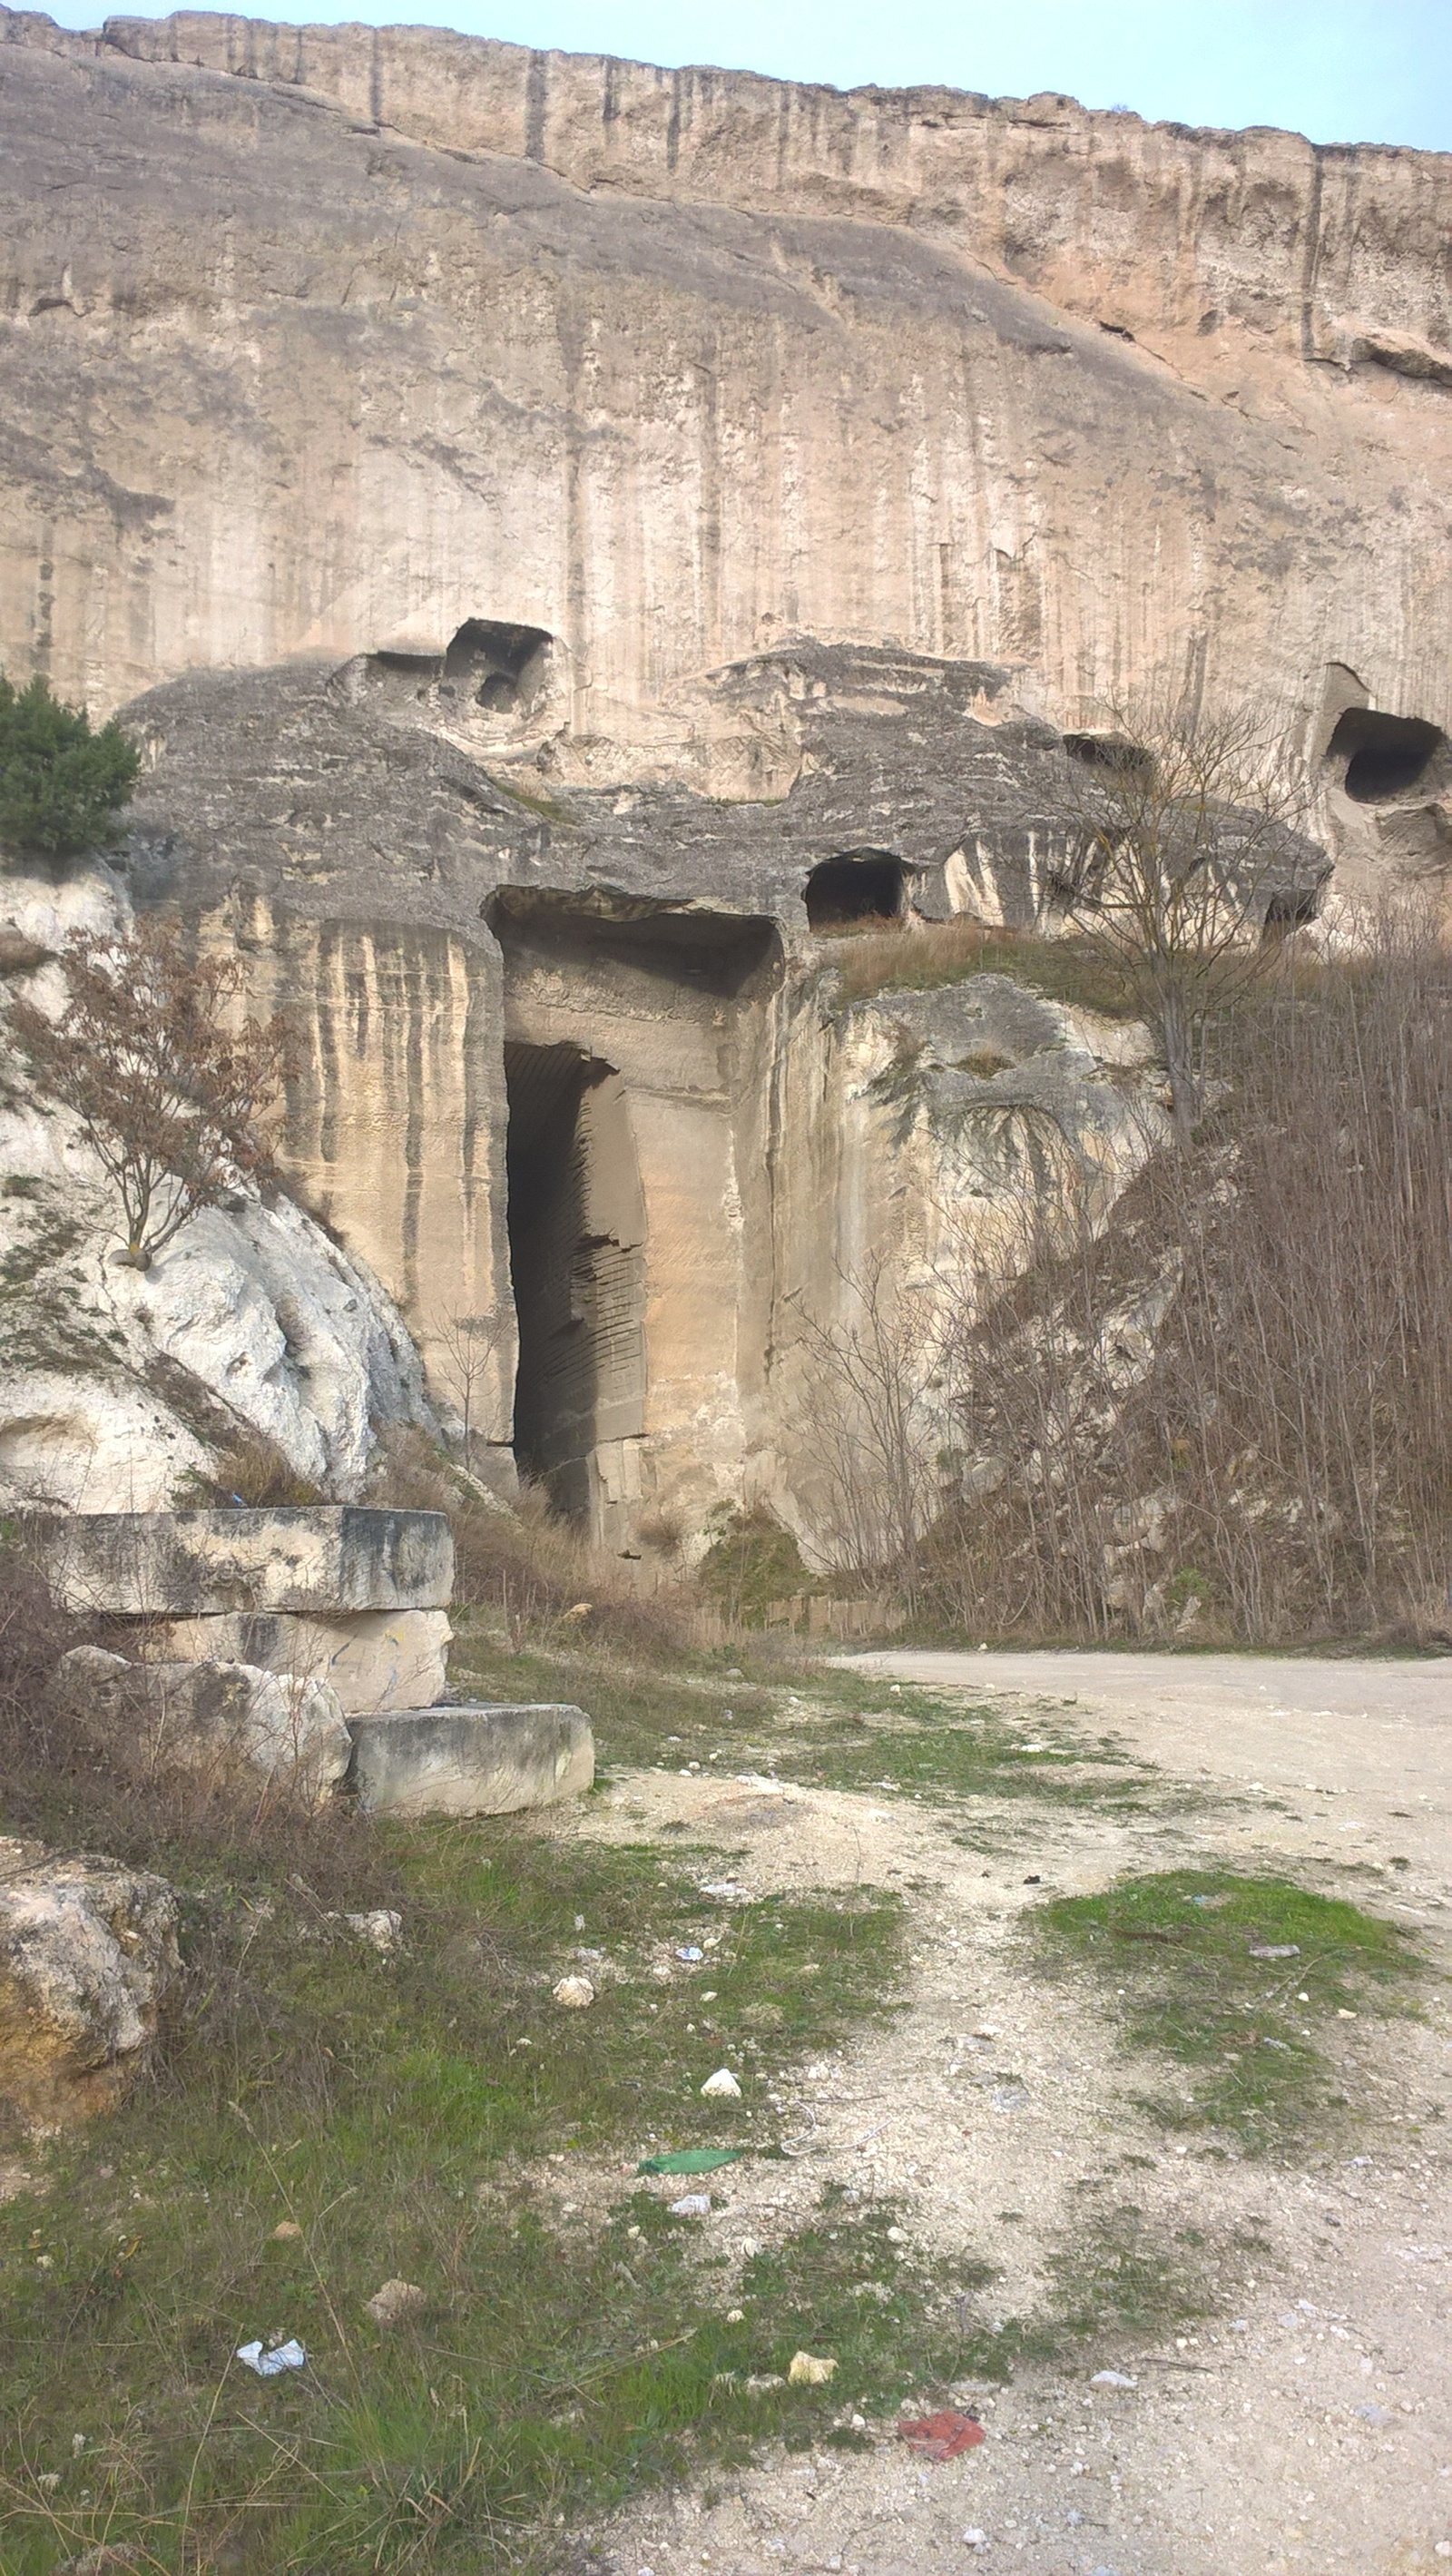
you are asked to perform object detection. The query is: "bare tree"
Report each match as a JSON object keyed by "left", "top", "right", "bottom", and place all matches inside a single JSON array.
[
  {"left": 1063, "top": 689, "right": 1322, "bottom": 1142},
  {"left": 9, "top": 916, "right": 288, "bottom": 1268},
  {"left": 434, "top": 1309, "right": 501, "bottom": 1466},
  {"left": 786, "top": 1256, "right": 948, "bottom": 1608}
]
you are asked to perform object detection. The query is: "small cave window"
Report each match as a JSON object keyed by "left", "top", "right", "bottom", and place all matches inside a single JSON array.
[
  {"left": 1327, "top": 707, "right": 1444, "bottom": 804},
  {"left": 442, "top": 619, "right": 553, "bottom": 716},
  {"left": 805, "top": 850, "right": 907, "bottom": 930},
  {"left": 1261, "top": 884, "right": 1322, "bottom": 941},
  {"left": 1063, "top": 731, "right": 1155, "bottom": 776}
]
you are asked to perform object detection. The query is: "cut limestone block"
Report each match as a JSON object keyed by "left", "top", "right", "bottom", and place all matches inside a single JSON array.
[
  {"left": 57, "top": 1645, "right": 353, "bottom": 1806},
  {"left": 132, "top": 1610, "right": 453, "bottom": 1716},
  {"left": 39, "top": 1506, "right": 453, "bottom": 1618},
  {"left": 0, "top": 1834, "right": 182, "bottom": 2129},
  {"left": 348, "top": 1704, "right": 594, "bottom": 1819}
]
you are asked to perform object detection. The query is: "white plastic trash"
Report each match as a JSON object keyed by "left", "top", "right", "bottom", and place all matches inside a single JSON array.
[{"left": 236, "top": 2337, "right": 307, "bottom": 2375}]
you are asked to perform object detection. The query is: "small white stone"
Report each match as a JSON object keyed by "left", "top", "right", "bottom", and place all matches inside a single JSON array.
[
  {"left": 553, "top": 1975, "right": 595, "bottom": 2009},
  {"left": 701, "top": 2066, "right": 741, "bottom": 2099}
]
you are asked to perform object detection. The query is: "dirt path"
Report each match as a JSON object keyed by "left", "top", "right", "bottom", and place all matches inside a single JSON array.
[{"left": 574, "top": 1655, "right": 1452, "bottom": 2576}]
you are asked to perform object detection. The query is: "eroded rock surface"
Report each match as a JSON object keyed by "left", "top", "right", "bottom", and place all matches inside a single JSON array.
[
  {"left": 55, "top": 1645, "right": 354, "bottom": 1807},
  {"left": 0, "top": 1836, "right": 182, "bottom": 2129}
]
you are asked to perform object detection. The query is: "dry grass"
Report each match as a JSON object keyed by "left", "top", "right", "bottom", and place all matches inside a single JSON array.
[
  {"left": 0, "top": 1528, "right": 391, "bottom": 1906},
  {"left": 826, "top": 916, "right": 1138, "bottom": 1018},
  {"left": 367, "top": 1431, "right": 703, "bottom": 1661},
  {"left": 921, "top": 922, "right": 1452, "bottom": 1641}
]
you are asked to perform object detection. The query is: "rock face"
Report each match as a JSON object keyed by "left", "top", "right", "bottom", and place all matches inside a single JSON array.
[
  {"left": 41, "top": 1505, "right": 456, "bottom": 1714},
  {"left": 1, "top": 8, "right": 1447, "bottom": 1557},
  {"left": 0, "top": 870, "right": 437, "bottom": 1513},
  {"left": 348, "top": 1701, "right": 595, "bottom": 1819},
  {"left": 2, "top": 11, "right": 1448, "bottom": 748},
  {"left": 0, "top": 1836, "right": 182, "bottom": 2128},
  {"left": 55, "top": 1644, "right": 354, "bottom": 1807},
  {"left": 43, "top": 1505, "right": 454, "bottom": 1618}
]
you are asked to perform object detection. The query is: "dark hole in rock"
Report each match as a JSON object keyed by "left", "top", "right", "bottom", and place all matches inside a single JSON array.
[
  {"left": 1063, "top": 731, "right": 1154, "bottom": 775},
  {"left": 504, "top": 1037, "right": 645, "bottom": 1524},
  {"left": 444, "top": 618, "right": 552, "bottom": 716},
  {"left": 1261, "top": 884, "right": 1321, "bottom": 939},
  {"left": 1328, "top": 707, "right": 1444, "bottom": 804},
  {"left": 805, "top": 850, "right": 907, "bottom": 930}
]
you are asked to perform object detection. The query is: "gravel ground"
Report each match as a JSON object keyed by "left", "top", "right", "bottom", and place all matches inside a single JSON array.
[{"left": 565, "top": 1654, "right": 1452, "bottom": 2576}]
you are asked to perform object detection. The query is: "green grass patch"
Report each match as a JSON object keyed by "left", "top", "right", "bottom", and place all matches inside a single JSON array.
[
  {"left": 448, "top": 1631, "right": 1161, "bottom": 1823},
  {"left": 1032, "top": 1868, "right": 1421, "bottom": 2150},
  {"left": 0, "top": 1830, "right": 903, "bottom": 2574}
]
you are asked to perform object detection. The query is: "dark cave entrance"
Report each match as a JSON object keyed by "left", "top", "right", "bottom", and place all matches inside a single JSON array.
[
  {"left": 804, "top": 850, "right": 908, "bottom": 930},
  {"left": 443, "top": 619, "right": 553, "bottom": 716},
  {"left": 1327, "top": 707, "right": 1444, "bottom": 804},
  {"left": 504, "top": 1038, "right": 646, "bottom": 1523}
]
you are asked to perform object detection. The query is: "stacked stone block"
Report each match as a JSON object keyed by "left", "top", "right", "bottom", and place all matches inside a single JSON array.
[{"left": 43, "top": 1507, "right": 594, "bottom": 1817}]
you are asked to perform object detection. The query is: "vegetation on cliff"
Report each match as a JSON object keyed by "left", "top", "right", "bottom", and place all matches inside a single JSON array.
[{"left": 0, "top": 671, "right": 139, "bottom": 861}]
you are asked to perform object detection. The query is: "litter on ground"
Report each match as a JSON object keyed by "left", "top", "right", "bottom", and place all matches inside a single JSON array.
[
  {"left": 898, "top": 2407, "right": 986, "bottom": 2461},
  {"left": 235, "top": 2337, "right": 306, "bottom": 2376},
  {"left": 637, "top": 2147, "right": 744, "bottom": 2176}
]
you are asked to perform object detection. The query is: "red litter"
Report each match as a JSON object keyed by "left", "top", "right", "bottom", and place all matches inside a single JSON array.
[{"left": 898, "top": 2408, "right": 985, "bottom": 2462}]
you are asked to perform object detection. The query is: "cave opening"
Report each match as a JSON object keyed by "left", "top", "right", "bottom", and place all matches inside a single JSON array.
[
  {"left": 1328, "top": 707, "right": 1444, "bottom": 804},
  {"left": 1261, "top": 884, "right": 1321, "bottom": 939},
  {"left": 805, "top": 850, "right": 908, "bottom": 930},
  {"left": 1063, "top": 731, "right": 1154, "bottom": 776},
  {"left": 443, "top": 619, "right": 553, "bottom": 716},
  {"left": 504, "top": 1038, "right": 646, "bottom": 1525}
]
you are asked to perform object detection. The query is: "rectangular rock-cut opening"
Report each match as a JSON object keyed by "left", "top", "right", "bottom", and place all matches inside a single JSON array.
[{"left": 504, "top": 1038, "right": 647, "bottom": 1525}]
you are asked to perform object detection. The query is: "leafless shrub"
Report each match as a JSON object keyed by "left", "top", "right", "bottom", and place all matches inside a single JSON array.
[
  {"left": 927, "top": 910, "right": 1452, "bottom": 1641},
  {"left": 784, "top": 1257, "right": 953, "bottom": 1610},
  {"left": 368, "top": 1429, "right": 701, "bottom": 1659},
  {"left": 1063, "top": 686, "right": 1322, "bottom": 1140},
  {"left": 0, "top": 1530, "right": 389, "bottom": 1902},
  {"left": 434, "top": 1309, "right": 502, "bottom": 1466},
  {"left": 8, "top": 915, "right": 289, "bottom": 1267}
]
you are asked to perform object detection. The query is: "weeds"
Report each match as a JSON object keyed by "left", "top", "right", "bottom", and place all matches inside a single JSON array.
[
  {"left": 1032, "top": 1868, "right": 1420, "bottom": 2149},
  {"left": 449, "top": 1633, "right": 1160, "bottom": 1821},
  {"left": 825, "top": 919, "right": 1139, "bottom": 1018},
  {"left": 0, "top": 1831, "right": 905, "bottom": 2574}
]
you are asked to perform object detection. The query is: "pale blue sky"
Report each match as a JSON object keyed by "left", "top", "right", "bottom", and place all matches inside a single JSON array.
[{"left": 35, "top": 0, "right": 1452, "bottom": 150}]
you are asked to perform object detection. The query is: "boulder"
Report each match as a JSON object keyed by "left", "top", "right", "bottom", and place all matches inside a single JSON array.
[
  {"left": 40, "top": 1506, "right": 453, "bottom": 1618},
  {"left": 131, "top": 1608, "right": 453, "bottom": 1715},
  {"left": 0, "top": 1837, "right": 182, "bottom": 2129},
  {"left": 347, "top": 1703, "right": 594, "bottom": 1819},
  {"left": 57, "top": 1645, "right": 353, "bottom": 1806}
]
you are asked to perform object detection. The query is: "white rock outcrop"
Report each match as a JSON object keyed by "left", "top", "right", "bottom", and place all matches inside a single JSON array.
[
  {"left": 0, "top": 1836, "right": 183, "bottom": 2129},
  {"left": 56, "top": 1645, "right": 354, "bottom": 1809},
  {"left": 0, "top": 870, "right": 435, "bottom": 1512}
]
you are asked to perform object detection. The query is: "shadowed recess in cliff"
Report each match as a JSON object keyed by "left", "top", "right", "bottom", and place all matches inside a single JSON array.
[
  {"left": 504, "top": 1038, "right": 646, "bottom": 1525},
  {"left": 1327, "top": 707, "right": 1446, "bottom": 804},
  {"left": 805, "top": 850, "right": 908, "bottom": 929}
]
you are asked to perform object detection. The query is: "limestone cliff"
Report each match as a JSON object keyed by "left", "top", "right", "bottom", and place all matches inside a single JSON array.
[
  {"left": 0, "top": 870, "right": 434, "bottom": 1511},
  {"left": 0, "top": 11, "right": 1448, "bottom": 1557}
]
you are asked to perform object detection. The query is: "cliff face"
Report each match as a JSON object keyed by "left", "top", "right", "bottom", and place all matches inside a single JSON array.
[
  {"left": 1, "top": 10, "right": 1448, "bottom": 1556},
  {"left": 2, "top": 6, "right": 1450, "bottom": 753}
]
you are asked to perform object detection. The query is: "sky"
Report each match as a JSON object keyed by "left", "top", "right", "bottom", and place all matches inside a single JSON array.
[{"left": 34, "top": 0, "right": 1452, "bottom": 151}]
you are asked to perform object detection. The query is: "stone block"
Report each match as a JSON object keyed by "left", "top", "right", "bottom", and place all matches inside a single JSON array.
[
  {"left": 57, "top": 1644, "right": 354, "bottom": 1807},
  {"left": 40, "top": 1506, "right": 454, "bottom": 1618},
  {"left": 347, "top": 1704, "right": 595, "bottom": 1819},
  {"left": 133, "top": 1609, "right": 453, "bottom": 1715},
  {"left": 0, "top": 1834, "right": 183, "bottom": 2129}
]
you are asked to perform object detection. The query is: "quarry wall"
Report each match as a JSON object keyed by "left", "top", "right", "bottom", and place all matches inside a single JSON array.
[{"left": 0, "top": 12, "right": 1447, "bottom": 1550}]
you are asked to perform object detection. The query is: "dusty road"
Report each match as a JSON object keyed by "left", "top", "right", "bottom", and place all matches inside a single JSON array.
[
  {"left": 852, "top": 1651, "right": 1452, "bottom": 1882},
  {"left": 585, "top": 1653, "right": 1452, "bottom": 2576}
]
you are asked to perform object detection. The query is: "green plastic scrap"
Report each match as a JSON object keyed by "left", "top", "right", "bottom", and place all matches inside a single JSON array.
[{"left": 636, "top": 2148, "right": 746, "bottom": 2177}]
